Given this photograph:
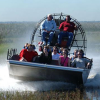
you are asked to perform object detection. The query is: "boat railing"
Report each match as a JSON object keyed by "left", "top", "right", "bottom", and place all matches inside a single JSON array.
[{"left": 7, "top": 48, "right": 18, "bottom": 60}]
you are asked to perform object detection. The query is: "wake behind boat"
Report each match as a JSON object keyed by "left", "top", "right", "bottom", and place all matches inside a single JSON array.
[{"left": 7, "top": 13, "right": 93, "bottom": 85}]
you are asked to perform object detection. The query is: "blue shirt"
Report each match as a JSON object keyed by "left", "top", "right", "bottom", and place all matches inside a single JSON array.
[{"left": 41, "top": 19, "right": 56, "bottom": 31}]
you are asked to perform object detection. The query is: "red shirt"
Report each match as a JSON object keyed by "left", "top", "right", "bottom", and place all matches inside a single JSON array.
[
  {"left": 59, "top": 21, "right": 75, "bottom": 33},
  {"left": 19, "top": 49, "right": 38, "bottom": 62}
]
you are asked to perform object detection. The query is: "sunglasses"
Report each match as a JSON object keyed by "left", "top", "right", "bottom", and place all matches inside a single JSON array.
[
  {"left": 63, "top": 52, "right": 67, "bottom": 54},
  {"left": 78, "top": 53, "right": 81, "bottom": 55},
  {"left": 54, "top": 50, "right": 57, "bottom": 51}
]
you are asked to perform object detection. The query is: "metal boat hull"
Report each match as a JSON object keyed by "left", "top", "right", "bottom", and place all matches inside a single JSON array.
[{"left": 7, "top": 60, "right": 90, "bottom": 85}]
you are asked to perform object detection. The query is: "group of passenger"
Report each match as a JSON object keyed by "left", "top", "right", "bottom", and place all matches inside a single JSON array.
[
  {"left": 19, "top": 43, "right": 91, "bottom": 69},
  {"left": 18, "top": 14, "right": 91, "bottom": 69},
  {"left": 41, "top": 14, "right": 77, "bottom": 48}
]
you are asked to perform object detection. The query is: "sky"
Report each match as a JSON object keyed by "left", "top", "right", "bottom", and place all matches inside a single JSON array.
[{"left": 0, "top": 0, "right": 100, "bottom": 22}]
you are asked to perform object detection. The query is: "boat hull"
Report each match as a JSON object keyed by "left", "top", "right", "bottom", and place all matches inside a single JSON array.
[{"left": 7, "top": 60, "right": 90, "bottom": 85}]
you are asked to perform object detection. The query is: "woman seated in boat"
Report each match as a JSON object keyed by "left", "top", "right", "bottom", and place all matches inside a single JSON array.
[
  {"left": 19, "top": 44, "right": 38, "bottom": 62},
  {"left": 39, "top": 46, "right": 52, "bottom": 64},
  {"left": 71, "top": 49, "right": 91, "bottom": 69},
  {"left": 58, "top": 49, "right": 70, "bottom": 67},
  {"left": 70, "top": 49, "right": 78, "bottom": 61}
]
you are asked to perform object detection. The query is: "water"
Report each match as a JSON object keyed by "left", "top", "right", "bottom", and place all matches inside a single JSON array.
[{"left": 0, "top": 22, "right": 100, "bottom": 99}]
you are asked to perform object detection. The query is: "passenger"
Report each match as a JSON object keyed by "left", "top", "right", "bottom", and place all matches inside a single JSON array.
[
  {"left": 19, "top": 43, "right": 29, "bottom": 57},
  {"left": 52, "top": 46, "right": 60, "bottom": 60},
  {"left": 58, "top": 49, "right": 70, "bottom": 67},
  {"left": 59, "top": 47, "right": 64, "bottom": 55},
  {"left": 19, "top": 44, "right": 38, "bottom": 62},
  {"left": 39, "top": 46, "right": 52, "bottom": 64},
  {"left": 31, "top": 45, "right": 38, "bottom": 54},
  {"left": 23, "top": 43, "right": 28, "bottom": 49},
  {"left": 57, "top": 15, "right": 77, "bottom": 48},
  {"left": 70, "top": 49, "right": 78, "bottom": 61},
  {"left": 41, "top": 14, "right": 56, "bottom": 46},
  {"left": 31, "top": 45, "right": 38, "bottom": 62},
  {"left": 71, "top": 49, "right": 91, "bottom": 69}
]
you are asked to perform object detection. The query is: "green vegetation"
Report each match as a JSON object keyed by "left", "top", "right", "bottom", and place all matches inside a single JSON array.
[
  {"left": 0, "top": 43, "right": 10, "bottom": 54},
  {"left": 0, "top": 22, "right": 36, "bottom": 39},
  {"left": 0, "top": 89, "right": 98, "bottom": 100},
  {"left": 0, "top": 22, "right": 36, "bottom": 54}
]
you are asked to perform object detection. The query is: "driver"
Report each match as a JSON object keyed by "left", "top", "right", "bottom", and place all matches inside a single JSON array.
[{"left": 57, "top": 15, "right": 77, "bottom": 48}]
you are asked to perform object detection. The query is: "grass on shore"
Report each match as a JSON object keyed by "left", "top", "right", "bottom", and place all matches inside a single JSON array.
[
  {"left": 0, "top": 89, "right": 98, "bottom": 100},
  {"left": 0, "top": 43, "right": 10, "bottom": 54}
]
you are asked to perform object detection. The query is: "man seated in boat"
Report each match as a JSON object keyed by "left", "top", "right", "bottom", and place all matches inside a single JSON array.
[
  {"left": 39, "top": 46, "right": 52, "bottom": 64},
  {"left": 56, "top": 15, "right": 77, "bottom": 48},
  {"left": 41, "top": 14, "right": 56, "bottom": 46},
  {"left": 19, "top": 44, "right": 38, "bottom": 62},
  {"left": 71, "top": 49, "right": 91, "bottom": 69},
  {"left": 58, "top": 48, "right": 70, "bottom": 67}
]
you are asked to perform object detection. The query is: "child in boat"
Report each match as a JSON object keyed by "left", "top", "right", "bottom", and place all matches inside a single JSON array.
[
  {"left": 39, "top": 46, "right": 52, "bottom": 64},
  {"left": 58, "top": 48, "right": 70, "bottom": 67}
]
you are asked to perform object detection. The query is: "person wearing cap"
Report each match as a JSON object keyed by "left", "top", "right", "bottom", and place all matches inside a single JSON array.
[
  {"left": 41, "top": 14, "right": 56, "bottom": 46},
  {"left": 57, "top": 15, "right": 77, "bottom": 48}
]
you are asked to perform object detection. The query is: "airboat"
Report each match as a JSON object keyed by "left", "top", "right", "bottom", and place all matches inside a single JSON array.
[{"left": 7, "top": 13, "right": 92, "bottom": 85}]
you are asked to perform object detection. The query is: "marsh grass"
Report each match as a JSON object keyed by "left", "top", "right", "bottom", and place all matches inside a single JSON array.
[
  {"left": 0, "top": 43, "right": 10, "bottom": 54},
  {"left": 0, "top": 89, "right": 99, "bottom": 100}
]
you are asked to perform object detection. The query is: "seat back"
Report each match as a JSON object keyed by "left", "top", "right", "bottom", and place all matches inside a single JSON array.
[
  {"left": 10, "top": 55, "right": 20, "bottom": 60},
  {"left": 51, "top": 60, "right": 59, "bottom": 65}
]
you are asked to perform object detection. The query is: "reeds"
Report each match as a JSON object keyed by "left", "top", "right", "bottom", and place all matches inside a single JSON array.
[{"left": 0, "top": 89, "right": 98, "bottom": 100}]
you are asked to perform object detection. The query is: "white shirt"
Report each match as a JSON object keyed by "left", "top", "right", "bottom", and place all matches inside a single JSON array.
[
  {"left": 52, "top": 53, "right": 60, "bottom": 60},
  {"left": 41, "top": 19, "right": 56, "bottom": 31}
]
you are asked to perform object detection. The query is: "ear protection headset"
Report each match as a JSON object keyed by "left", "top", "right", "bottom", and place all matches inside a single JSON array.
[
  {"left": 51, "top": 16, "right": 53, "bottom": 19},
  {"left": 23, "top": 46, "right": 28, "bottom": 49},
  {"left": 82, "top": 52, "right": 84, "bottom": 57}
]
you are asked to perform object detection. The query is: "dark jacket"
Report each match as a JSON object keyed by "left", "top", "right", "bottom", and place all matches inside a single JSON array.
[{"left": 39, "top": 52, "right": 52, "bottom": 64}]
